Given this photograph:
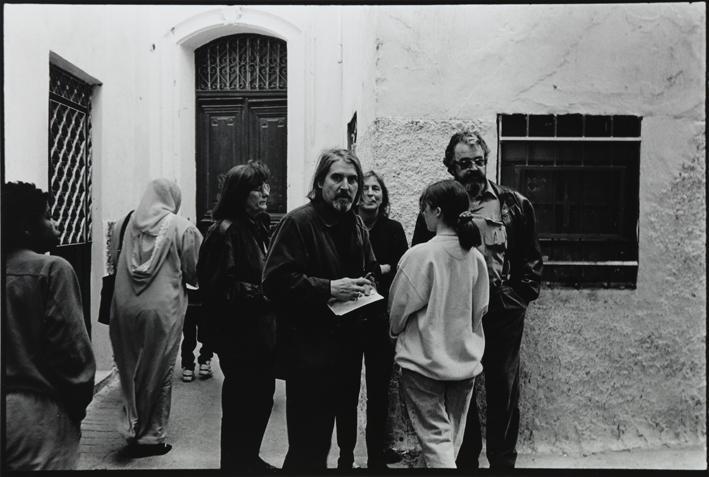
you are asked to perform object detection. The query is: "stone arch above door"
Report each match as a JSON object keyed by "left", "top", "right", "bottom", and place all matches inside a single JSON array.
[{"left": 163, "top": 6, "right": 306, "bottom": 221}]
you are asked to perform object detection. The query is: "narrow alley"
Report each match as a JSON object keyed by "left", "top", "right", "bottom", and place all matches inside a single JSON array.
[
  {"left": 78, "top": 353, "right": 374, "bottom": 470},
  {"left": 78, "top": 350, "right": 705, "bottom": 471}
]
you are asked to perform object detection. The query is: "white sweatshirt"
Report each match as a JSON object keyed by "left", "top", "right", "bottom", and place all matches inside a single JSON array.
[{"left": 388, "top": 232, "right": 489, "bottom": 381}]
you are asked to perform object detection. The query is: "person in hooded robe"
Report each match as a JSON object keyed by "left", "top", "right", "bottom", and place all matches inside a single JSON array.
[{"left": 108, "top": 178, "right": 203, "bottom": 457}]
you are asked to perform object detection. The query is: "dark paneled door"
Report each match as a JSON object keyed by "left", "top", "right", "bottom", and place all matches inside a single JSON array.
[{"left": 196, "top": 95, "right": 286, "bottom": 232}]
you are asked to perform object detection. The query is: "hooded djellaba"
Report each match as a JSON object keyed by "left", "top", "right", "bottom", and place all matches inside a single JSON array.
[{"left": 108, "top": 178, "right": 203, "bottom": 457}]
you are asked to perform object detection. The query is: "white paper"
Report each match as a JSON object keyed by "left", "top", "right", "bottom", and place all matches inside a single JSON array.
[{"left": 327, "top": 290, "right": 384, "bottom": 316}]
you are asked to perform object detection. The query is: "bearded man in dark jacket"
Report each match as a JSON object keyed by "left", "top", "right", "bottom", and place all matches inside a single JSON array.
[
  {"left": 263, "top": 148, "right": 379, "bottom": 471},
  {"left": 412, "top": 131, "right": 543, "bottom": 470}
]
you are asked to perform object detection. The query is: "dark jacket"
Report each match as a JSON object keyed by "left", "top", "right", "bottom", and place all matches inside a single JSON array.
[
  {"left": 412, "top": 181, "right": 543, "bottom": 305},
  {"left": 197, "top": 212, "right": 275, "bottom": 361},
  {"left": 263, "top": 199, "right": 379, "bottom": 374},
  {"left": 367, "top": 216, "right": 408, "bottom": 301},
  {"left": 5, "top": 250, "right": 96, "bottom": 422}
]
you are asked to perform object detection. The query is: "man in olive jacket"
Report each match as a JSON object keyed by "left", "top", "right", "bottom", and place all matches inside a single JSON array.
[
  {"left": 412, "top": 131, "right": 543, "bottom": 470},
  {"left": 263, "top": 148, "right": 379, "bottom": 471}
]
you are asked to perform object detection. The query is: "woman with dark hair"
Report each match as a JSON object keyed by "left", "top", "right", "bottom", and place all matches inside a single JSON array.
[
  {"left": 388, "top": 179, "right": 489, "bottom": 468},
  {"left": 197, "top": 160, "right": 277, "bottom": 471},
  {"left": 334, "top": 171, "right": 408, "bottom": 469},
  {"left": 4, "top": 182, "right": 96, "bottom": 470}
]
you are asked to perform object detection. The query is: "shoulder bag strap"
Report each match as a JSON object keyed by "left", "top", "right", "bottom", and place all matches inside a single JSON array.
[{"left": 116, "top": 210, "right": 135, "bottom": 261}]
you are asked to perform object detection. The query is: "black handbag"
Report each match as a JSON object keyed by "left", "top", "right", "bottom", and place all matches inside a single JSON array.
[{"left": 98, "top": 211, "right": 134, "bottom": 325}]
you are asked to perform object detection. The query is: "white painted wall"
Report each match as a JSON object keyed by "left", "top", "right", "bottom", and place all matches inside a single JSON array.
[{"left": 3, "top": 4, "right": 371, "bottom": 369}]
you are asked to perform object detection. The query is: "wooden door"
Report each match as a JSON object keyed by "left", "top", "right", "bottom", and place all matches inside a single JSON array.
[{"left": 196, "top": 95, "right": 286, "bottom": 232}]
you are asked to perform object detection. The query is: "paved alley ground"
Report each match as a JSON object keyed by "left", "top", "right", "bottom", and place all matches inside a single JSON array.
[
  {"left": 79, "top": 353, "right": 371, "bottom": 471},
  {"left": 79, "top": 353, "right": 705, "bottom": 472}
]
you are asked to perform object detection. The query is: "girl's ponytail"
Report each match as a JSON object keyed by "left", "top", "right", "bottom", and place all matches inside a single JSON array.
[{"left": 455, "top": 211, "right": 481, "bottom": 250}]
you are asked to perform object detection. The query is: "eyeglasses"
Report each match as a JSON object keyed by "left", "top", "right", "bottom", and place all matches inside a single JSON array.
[
  {"left": 252, "top": 183, "right": 271, "bottom": 195},
  {"left": 454, "top": 158, "right": 487, "bottom": 169}
]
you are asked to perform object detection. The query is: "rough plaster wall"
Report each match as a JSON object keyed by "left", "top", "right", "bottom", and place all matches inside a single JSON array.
[
  {"left": 373, "top": 4, "right": 705, "bottom": 121},
  {"left": 363, "top": 117, "right": 705, "bottom": 459},
  {"left": 357, "top": 3, "right": 706, "bottom": 457}
]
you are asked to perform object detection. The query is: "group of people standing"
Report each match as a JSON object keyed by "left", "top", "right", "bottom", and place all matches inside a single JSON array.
[{"left": 4, "top": 129, "right": 542, "bottom": 471}]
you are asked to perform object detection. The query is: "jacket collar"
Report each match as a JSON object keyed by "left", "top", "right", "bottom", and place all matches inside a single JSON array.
[{"left": 311, "top": 198, "right": 356, "bottom": 228}]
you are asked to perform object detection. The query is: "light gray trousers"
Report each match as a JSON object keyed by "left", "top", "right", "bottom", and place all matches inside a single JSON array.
[{"left": 400, "top": 368, "right": 475, "bottom": 468}]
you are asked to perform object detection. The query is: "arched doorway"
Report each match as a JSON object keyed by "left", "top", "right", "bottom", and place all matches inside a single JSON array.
[{"left": 194, "top": 33, "right": 287, "bottom": 231}]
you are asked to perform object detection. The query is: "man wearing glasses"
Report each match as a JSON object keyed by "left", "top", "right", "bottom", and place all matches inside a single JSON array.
[{"left": 411, "top": 130, "right": 543, "bottom": 470}]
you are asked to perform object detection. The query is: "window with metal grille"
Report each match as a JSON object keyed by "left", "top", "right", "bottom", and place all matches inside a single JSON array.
[
  {"left": 48, "top": 63, "right": 94, "bottom": 334},
  {"left": 49, "top": 64, "right": 93, "bottom": 246},
  {"left": 195, "top": 33, "right": 287, "bottom": 92},
  {"left": 498, "top": 114, "right": 641, "bottom": 288}
]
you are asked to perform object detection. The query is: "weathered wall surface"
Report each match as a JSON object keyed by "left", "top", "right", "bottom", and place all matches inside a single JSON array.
[{"left": 360, "top": 3, "right": 706, "bottom": 456}]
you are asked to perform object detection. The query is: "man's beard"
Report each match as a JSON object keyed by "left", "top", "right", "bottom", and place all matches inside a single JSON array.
[
  {"left": 332, "top": 196, "right": 354, "bottom": 213},
  {"left": 458, "top": 169, "right": 486, "bottom": 198}
]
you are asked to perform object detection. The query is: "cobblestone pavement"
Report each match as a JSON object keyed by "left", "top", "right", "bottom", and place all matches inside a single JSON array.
[{"left": 79, "top": 354, "right": 706, "bottom": 471}]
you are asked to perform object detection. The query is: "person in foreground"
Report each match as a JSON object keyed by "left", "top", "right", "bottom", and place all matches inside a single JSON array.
[
  {"left": 333, "top": 170, "right": 407, "bottom": 469},
  {"left": 263, "top": 148, "right": 379, "bottom": 471},
  {"left": 109, "top": 178, "right": 202, "bottom": 457},
  {"left": 389, "top": 179, "right": 489, "bottom": 468},
  {"left": 4, "top": 181, "right": 96, "bottom": 470},
  {"left": 412, "top": 130, "right": 543, "bottom": 469},
  {"left": 197, "top": 161, "right": 277, "bottom": 471}
]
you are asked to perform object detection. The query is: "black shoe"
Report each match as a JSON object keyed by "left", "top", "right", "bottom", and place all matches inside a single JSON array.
[
  {"left": 252, "top": 457, "right": 279, "bottom": 471},
  {"left": 126, "top": 443, "right": 172, "bottom": 458},
  {"left": 382, "top": 449, "right": 402, "bottom": 464},
  {"left": 367, "top": 460, "right": 389, "bottom": 470},
  {"left": 337, "top": 456, "right": 360, "bottom": 470},
  {"left": 456, "top": 459, "right": 479, "bottom": 470}
]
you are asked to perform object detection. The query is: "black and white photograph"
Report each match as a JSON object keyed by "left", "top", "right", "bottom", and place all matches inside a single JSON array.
[{"left": 2, "top": 2, "right": 706, "bottom": 473}]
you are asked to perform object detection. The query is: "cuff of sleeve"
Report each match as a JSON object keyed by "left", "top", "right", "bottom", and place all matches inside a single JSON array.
[{"left": 314, "top": 277, "right": 332, "bottom": 301}]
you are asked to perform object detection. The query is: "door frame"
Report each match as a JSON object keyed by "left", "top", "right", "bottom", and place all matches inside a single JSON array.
[{"left": 166, "top": 7, "right": 306, "bottom": 221}]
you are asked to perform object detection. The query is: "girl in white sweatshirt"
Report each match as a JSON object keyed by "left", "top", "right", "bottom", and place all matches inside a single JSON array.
[{"left": 388, "top": 179, "right": 489, "bottom": 468}]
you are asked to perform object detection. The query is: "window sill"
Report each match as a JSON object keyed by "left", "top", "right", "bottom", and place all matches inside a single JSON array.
[{"left": 542, "top": 261, "right": 638, "bottom": 289}]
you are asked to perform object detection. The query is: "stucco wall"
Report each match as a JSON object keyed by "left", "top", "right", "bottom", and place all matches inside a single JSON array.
[{"left": 360, "top": 3, "right": 706, "bottom": 455}]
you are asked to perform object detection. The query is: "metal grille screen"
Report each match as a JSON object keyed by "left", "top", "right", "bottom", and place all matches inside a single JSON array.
[
  {"left": 49, "top": 64, "right": 93, "bottom": 246},
  {"left": 195, "top": 34, "right": 287, "bottom": 92}
]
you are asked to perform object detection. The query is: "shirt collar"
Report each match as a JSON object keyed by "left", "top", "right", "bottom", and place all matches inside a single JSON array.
[{"left": 482, "top": 179, "right": 498, "bottom": 200}]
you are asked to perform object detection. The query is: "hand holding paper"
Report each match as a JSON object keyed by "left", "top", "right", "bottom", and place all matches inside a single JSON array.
[
  {"left": 330, "top": 276, "right": 374, "bottom": 302},
  {"left": 328, "top": 289, "right": 384, "bottom": 316}
]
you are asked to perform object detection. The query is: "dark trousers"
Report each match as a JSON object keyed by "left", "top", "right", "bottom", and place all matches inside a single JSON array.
[
  {"left": 180, "top": 304, "right": 213, "bottom": 370},
  {"left": 457, "top": 292, "right": 526, "bottom": 470},
  {"left": 282, "top": 368, "right": 337, "bottom": 471},
  {"left": 334, "top": 316, "right": 394, "bottom": 467},
  {"left": 218, "top": 354, "right": 275, "bottom": 470}
]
